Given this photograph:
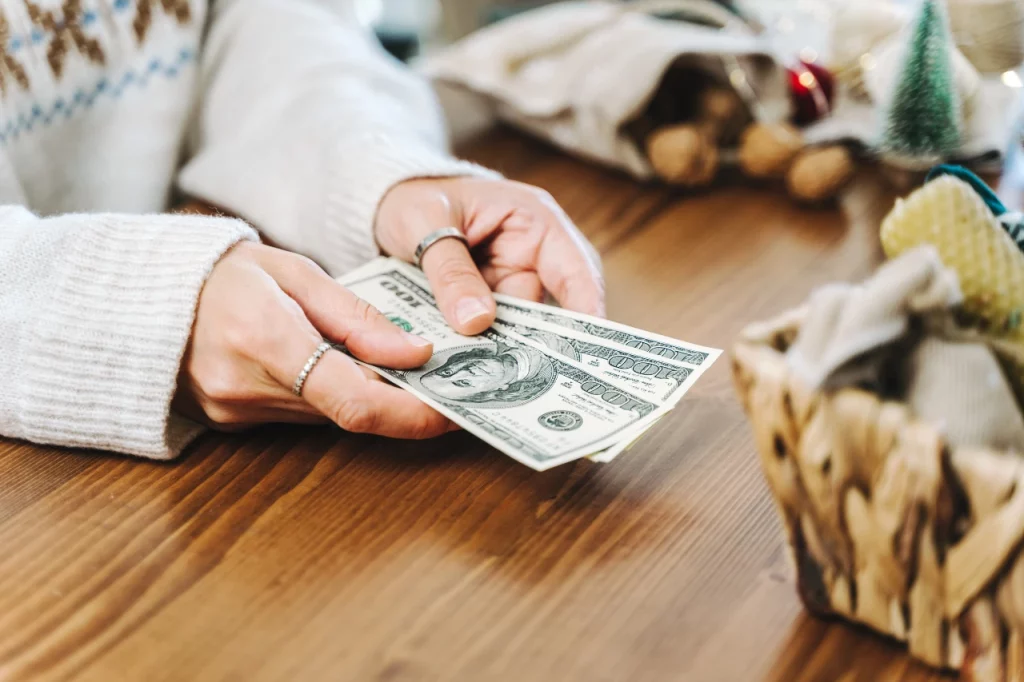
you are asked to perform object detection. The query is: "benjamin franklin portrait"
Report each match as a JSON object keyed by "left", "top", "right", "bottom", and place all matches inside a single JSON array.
[
  {"left": 414, "top": 343, "right": 557, "bottom": 408},
  {"left": 515, "top": 327, "right": 581, "bottom": 362}
]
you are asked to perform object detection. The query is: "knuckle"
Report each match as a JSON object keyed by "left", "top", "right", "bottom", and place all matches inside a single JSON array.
[
  {"left": 289, "top": 253, "right": 325, "bottom": 277},
  {"left": 193, "top": 360, "right": 249, "bottom": 404},
  {"left": 201, "top": 403, "right": 244, "bottom": 430},
  {"left": 527, "top": 186, "right": 556, "bottom": 207},
  {"left": 532, "top": 187, "right": 555, "bottom": 202},
  {"left": 436, "top": 259, "right": 480, "bottom": 288},
  {"left": 196, "top": 371, "right": 241, "bottom": 404},
  {"left": 221, "top": 318, "right": 255, "bottom": 356},
  {"left": 282, "top": 254, "right": 325, "bottom": 299},
  {"left": 223, "top": 240, "right": 261, "bottom": 264},
  {"left": 331, "top": 397, "right": 378, "bottom": 434},
  {"left": 410, "top": 414, "right": 442, "bottom": 440},
  {"left": 350, "top": 296, "right": 384, "bottom": 325}
]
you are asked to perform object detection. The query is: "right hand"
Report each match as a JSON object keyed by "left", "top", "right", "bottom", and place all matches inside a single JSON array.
[{"left": 173, "top": 241, "right": 455, "bottom": 438}]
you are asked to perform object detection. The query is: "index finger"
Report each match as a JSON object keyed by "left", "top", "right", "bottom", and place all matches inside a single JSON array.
[
  {"left": 303, "top": 352, "right": 454, "bottom": 439},
  {"left": 534, "top": 199, "right": 605, "bottom": 316},
  {"left": 255, "top": 290, "right": 453, "bottom": 439}
]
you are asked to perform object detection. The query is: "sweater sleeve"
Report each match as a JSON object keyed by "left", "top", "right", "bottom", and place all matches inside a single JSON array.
[
  {"left": 0, "top": 207, "right": 258, "bottom": 459},
  {"left": 178, "top": 0, "right": 499, "bottom": 278}
]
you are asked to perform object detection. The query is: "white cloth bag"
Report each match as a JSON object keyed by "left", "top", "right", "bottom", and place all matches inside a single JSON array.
[{"left": 421, "top": 0, "right": 789, "bottom": 179}]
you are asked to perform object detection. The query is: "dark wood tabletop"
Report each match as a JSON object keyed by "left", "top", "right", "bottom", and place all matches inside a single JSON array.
[{"left": 2, "top": 129, "right": 990, "bottom": 682}]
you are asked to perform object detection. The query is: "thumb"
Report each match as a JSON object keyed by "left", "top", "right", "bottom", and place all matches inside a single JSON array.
[
  {"left": 378, "top": 181, "right": 495, "bottom": 335},
  {"left": 262, "top": 251, "right": 433, "bottom": 369},
  {"left": 419, "top": 237, "right": 496, "bottom": 335}
]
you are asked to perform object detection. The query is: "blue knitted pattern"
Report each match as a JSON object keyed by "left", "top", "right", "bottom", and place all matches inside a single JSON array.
[{"left": 0, "top": 45, "right": 195, "bottom": 144}]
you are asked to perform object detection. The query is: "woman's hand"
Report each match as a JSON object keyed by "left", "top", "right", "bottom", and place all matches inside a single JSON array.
[
  {"left": 174, "top": 241, "right": 454, "bottom": 437},
  {"left": 375, "top": 177, "right": 604, "bottom": 335}
]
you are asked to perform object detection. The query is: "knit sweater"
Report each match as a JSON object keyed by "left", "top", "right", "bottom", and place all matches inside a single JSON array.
[{"left": 0, "top": 0, "right": 489, "bottom": 460}]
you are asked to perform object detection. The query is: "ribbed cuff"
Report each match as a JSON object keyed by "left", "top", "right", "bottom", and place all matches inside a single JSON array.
[
  {"left": 18, "top": 213, "right": 258, "bottom": 460},
  {"left": 324, "top": 132, "right": 501, "bottom": 276}
]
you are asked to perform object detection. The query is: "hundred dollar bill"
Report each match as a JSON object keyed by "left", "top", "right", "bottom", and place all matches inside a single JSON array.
[
  {"left": 338, "top": 265, "right": 666, "bottom": 470},
  {"left": 340, "top": 257, "right": 718, "bottom": 467},
  {"left": 380, "top": 257, "right": 721, "bottom": 370},
  {"left": 495, "top": 296, "right": 720, "bottom": 367},
  {"left": 487, "top": 313, "right": 688, "bottom": 464},
  {"left": 494, "top": 318, "right": 704, "bottom": 405}
]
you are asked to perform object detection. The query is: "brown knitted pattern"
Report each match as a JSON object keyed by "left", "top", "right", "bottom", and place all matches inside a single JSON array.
[
  {"left": 24, "top": 0, "right": 105, "bottom": 78},
  {"left": 0, "top": 10, "right": 28, "bottom": 94},
  {"left": 0, "top": 0, "right": 193, "bottom": 93},
  {"left": 132, "top": 0, "right": 191, "bottom": 44}
]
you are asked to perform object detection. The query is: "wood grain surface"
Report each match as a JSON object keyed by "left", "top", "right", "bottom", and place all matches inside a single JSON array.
[{"left": 2, "top": 129, "right": 1004, "bottom": 682}]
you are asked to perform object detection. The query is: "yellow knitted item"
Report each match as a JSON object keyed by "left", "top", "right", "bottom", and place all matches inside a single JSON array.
[{"left": 881, "top": 175, "right": 1024, "bottom": 339}]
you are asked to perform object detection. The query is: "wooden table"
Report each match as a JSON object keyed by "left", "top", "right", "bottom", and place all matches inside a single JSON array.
[{"left": 2, "top": 130, "right": 995, "bottom": 682}]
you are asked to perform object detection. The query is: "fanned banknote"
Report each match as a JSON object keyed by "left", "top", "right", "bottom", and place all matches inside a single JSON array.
[
  {"left": 495, "top": 296, "right": 717, "bottom": 367},
  {"left": 336, "top": 258, "right": 720, "bottom": 469},
  {"left": 493, "top": 319, "right": 705, "bottom": 405}
]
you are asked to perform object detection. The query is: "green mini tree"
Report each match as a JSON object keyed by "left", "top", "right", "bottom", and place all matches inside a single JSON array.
[{"left": 879, "top": 0, "right": 963, "bottom": 166}]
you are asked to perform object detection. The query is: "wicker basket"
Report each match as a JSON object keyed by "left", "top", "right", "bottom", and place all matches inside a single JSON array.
[{"left": 732, "top": 307, "right": 1024, "bottom": 682}]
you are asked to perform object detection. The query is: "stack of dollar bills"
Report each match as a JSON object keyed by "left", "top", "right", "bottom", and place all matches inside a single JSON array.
[{"left": 337, "top": 258, "right": 721, "bottom": 470}]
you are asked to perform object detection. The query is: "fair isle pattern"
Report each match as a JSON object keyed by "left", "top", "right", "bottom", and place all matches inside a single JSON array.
[
  {"left": 5, "top": 0, "right": 126, "bottom": 52},
  {"left": 0, "top": 10, "right": 29, "bottom": 94},
  {"left": 24, "top": 0, "right": 106, "bottom": 78},
  {"left": 0, "top": 44, "right": 194, "bottom": 143},
  {"left": 0, "top": 0, "right": 191, "bottom": 92},
  {"left": 7, "top": 0, "right": 192, "bottom": 47},
  {"left": 133, "top": 0, "right": 190, "bottom": 43},
  {"left": 0, "top": 0, "right": 196, "bottom": 144}
]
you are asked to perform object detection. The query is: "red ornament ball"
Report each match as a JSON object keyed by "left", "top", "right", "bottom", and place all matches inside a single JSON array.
[{"left": 788, "top": 59, "right": 836, "bottom": 125}]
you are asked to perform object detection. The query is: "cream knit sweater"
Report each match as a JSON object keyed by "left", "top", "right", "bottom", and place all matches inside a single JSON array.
[{"left": 0, "top": 0, "right": 488, "bottom": 459}]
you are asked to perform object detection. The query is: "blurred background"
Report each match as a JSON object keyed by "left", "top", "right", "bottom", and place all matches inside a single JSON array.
[
  {"left": 356, "top": 0, "right": 1023, "bottom": 166},
  {"left": 359, "top": 0, "right": 918, "bottom": 61}
]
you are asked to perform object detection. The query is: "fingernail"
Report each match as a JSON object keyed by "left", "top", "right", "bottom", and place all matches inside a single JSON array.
[
  {"left": 403, "top": 331, "right": 432, "bottom": 348},
  {"left": 456, "top": 297, "right": 491, "bottom": 327}
]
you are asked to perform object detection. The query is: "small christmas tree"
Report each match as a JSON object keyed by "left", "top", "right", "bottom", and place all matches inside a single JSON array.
[{"left": 879, "top": 0, "right": 963, "bottom": 167}]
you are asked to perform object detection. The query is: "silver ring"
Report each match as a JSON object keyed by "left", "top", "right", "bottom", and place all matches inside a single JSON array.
[
  {"left": 413, "top": 227, "right": 468, "bottom": 268},
  {"left": 293, "top": 341, "right": 332, "bottom": 397}
]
